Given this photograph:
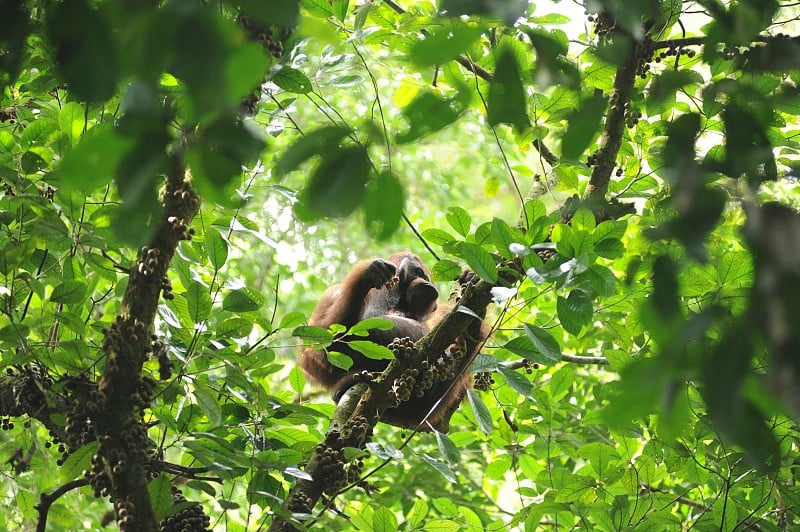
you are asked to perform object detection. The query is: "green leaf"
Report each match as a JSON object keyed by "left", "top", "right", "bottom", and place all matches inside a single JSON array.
[
  {"left": 57, "top": 102, "right": 85, "bottom": 147},
  {"left": 456, "top": 243, "right": 497, "bottom": 283},
  {"left": 408, "top": 23, "right": 483, "bottom": 67},
  {"left": 293, "top": 325, "right": 334, "bottom": 346},
  {"left": 435, "top": 431, "right": 461, "bottom": 465},
  {"left": 50, "top": 280, "right": 86, "bottom": 304},
  {"left": 301, "top": 0, "right": 335, "bottom": 17},
  {"left": 466, "top": 388, "right": 493, "bottom": 434},
  {"left": 223, "top": 288, "right": 264, "bottom": 312},
  {"left": 364, "top": 170, "right": 405, "bottom": 240},
  {"left": 561, "top": 91, "right": 606, "bottom": 161},
  {"left": 649, "top": 70, "right": 703, "bottom": 106},
  {"left": 60, "top": 441, "right": 99, "bottom": 482},
  {"left": 557, "top": 290, "right": 593, "bottom": 336},
  {"left": 331, "top": 0, "right": 350, "bottom": 21},
  {"left": 446, "top": 207, "right": 471, "bottom": 236},
  {"left": 421, "top": 453, "right": 457, "bottom": 483},
  {"left": 396, "top": 90, "right": 467, "bottom": 144},
  {"left": 487, "top": 43, "right": 530, "bottom": 131},
  {"left": 722, "top": 101, "right": 776, "bottom": 185},
  {"left": 205, "top": 229, "right": 228, "bottom": 270},
  {"left": 422, "top": 519, "right": 461, "bottom": 531},
  {"left": 217, "top": 317, "right": 253, "bottom": 338},
  {"left": 273, "top": 126, "right": 351, "bottom": 179},
  {"left": 186, "top": 116, "right": 266, "bottom": 196},
  {"left": 431, "top": 259, "right": 462, "bottom": 282},
  {"left": 577, "top": 442, "right": 619, "bottom": 479},
  {"left": 289, "top": 366, "right": 306, "bottom": 394},
  {"left": 298, "top": 146, "right": 371, "bottom": 219},
  {"left": 520, "top": 323, "right": 562, "bottom": 364},
  {"left": 272, "top": 66, "right": 312, "bottom": 94},
  {"left": 422, "top": 229, "right": 456, "bottom": 245},
  {"left": 0, "top": 0, "right": 31, "bottom": 85},
  {"left": 46, "top": 0, "right": 118, "bottom": 103},
  {"left": 225, "top": 42, "right": 270, "bottom": 104},
  {"left": 349, "top": 340, "right": 395, "bottom": 360},
  {"left": 327, "top": 351, "right": 353, "bottom": 371},
  {"left": 490, "top": 217, "right": 520, "bottom": 259},
  {"left": 183, "top": 282, "right": 213, "bottom": 323},
  {"left": 53, "top": 125, "right": 132, "bottom": 194},
  {"left": 350, "top": 318, "right": 395, "bottom": 336},
  {"left": 407, "top": 499, "right": 429, "bottom": 528},
  {"left": 497, "top": 366, "right": 533, "bottom": 398},
  {"left": 148, "top": 475, "right": 174, "bottom": 520},
  {"left": 439, "top": 0, "right": 527, "bottom": 22},
  {"left": 571, "top": 208, "right": 596, "bottom": 232},
  {"left": 526, "top": 27, "right": 579, "bottom": 89},
  {"left": 279, "top": 311, "right": 306, "bottom": 329},
  {"left": 373, "top": 506, "right": 398, "bottom": 532},
  {"left": 193, "top": 382, "right": 222, "bottom": 427}
]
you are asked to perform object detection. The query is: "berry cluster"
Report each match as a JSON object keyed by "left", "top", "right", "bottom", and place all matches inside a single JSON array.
[
  {"left": 625, "top": 107, "right": 643, "bottom": 129},
  {"left": 588, "top": 11, "right": 617, "bottom": 39},
  {"left": 637, "top": 37, "right": 656, "bottom": 78},
  {"left": 343, "top": 415, "right": 372, "bottom": 444},
  {"left": 287, "top": 492, "right": 313, "bottom": 514},
  {"left": 315, "top": 443, "right": 347, "bottom": 495},
  {"left": 137, "top": 247, "right": 161, "bottom": 277},
  {"left": 167, "top": 216, "right": 195, "bottom": 242},
  {"left": 102, "top": 317, "right": 148, "bottom": 355},
  {"left": 237, "top": 14, "right": 292, "bottom": 58},
  {"left": 158, "top": 487, "right": 211, "bottom": 532},
  {"left": 237, "top": 14, "right": 294, "bottom": 115},
  {"left": 5, "top": 364, "right": 53, "bottom": 415},
  {"left": 351, "top": 370, "right": 375, "bottom": 384},
  {"left": 473, "top": 372, "right": 495, "bottom": 391},
  {"left": 150, "top": 338, "right": 173, "bottom": 380},
  {"left": 115, "top": 499, "right": 136, "bottom": 530},
  {"left": 62, "top": 400, "right": 94, "bottom": 461},
  {"left": 161, "top": 277, "right": 174, "bottom": 301},
  {"left": 388, "top": 337, "right": 416, "bottom": 360},
  {"left": 387, "top": 341, "right": 469, "bottom": 406},
  {"left": 388, "top": 367, "right": 419, "bottom": 406},
  {"left": 656, "top": 45, "right": 696, "bottom": 63},
  {"left": 38, "top": 184, "right": 56, "bottom": 200},
  {"left": 172, "top": 185, "right": 200, "bottom": 210},
  {"left": 522, "top": 359, "right": 538, "bottom": 373}
]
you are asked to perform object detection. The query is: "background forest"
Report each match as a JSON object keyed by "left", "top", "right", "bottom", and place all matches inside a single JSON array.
[{"left": 1, "top": 0, "right": 800, "bottom": 530}]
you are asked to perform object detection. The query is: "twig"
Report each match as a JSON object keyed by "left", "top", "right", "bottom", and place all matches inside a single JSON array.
[{"left": 36, "top": 478, "right": 90, "bottom": 532}]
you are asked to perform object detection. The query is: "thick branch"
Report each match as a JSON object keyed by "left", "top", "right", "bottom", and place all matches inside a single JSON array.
[
  {"left": 89, "top": 154, "right": 200, "bottom": 531},
  {"left": 583, "top": 36, "right": 643, "bottom": 203}
]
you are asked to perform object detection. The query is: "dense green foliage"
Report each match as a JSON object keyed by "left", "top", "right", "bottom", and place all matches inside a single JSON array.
[{"left": 1, "top": 0, "right": 800, "bottom": 530}]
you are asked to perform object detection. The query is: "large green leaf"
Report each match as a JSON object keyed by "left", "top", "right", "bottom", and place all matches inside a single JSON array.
[
  {"left": 561, "top": 91, "right": 606, "bottom": 161},
  {"left": 364, "top": 170, "right": 405, "bottom": 240},
  {"left": 273, "top": 126, "right": 351, "bottom": 179},
  {"left": 396, "top": 91, "right": 467, "bottom": 144},
  {"left": 487, "top": 44, "right": 530, "bottom": 131},
  {"left": 297, "top": 145, "right": 371, "bottom": 219},
  {"left": 46, "top": 0, "right": 119, "bottom": 103},
  {"left": 408, "top": 23, "right": 483, "bottom": 67}
]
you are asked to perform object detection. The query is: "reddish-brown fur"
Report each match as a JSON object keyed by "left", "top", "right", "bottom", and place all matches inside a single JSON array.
[{"left": 299, "top": 252, "right": 485, "bottom": 432}]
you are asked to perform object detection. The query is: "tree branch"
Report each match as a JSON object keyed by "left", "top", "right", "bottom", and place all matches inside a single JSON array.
[
  {"left": 36, "top": 478, "right": 90, "bottom": 532},
  {"left": 87, "top": 152, "right": 201, "bottom": 531},
  {"left": 583, "top": 35, "right": 645, "bottom": 204}
]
